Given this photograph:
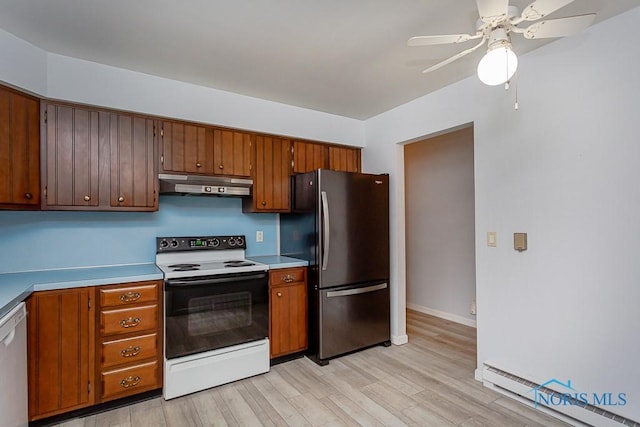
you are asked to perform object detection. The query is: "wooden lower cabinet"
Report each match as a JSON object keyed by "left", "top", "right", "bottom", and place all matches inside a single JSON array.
[
  {"left": 26, "top": 280, "right": 162, "bottom": 421},
  {"left": 96, "top": 281, "right": 162, "bottom": 403},
  {"left": 269, "top": 267, "right": 308, "bottom": 358},
  {"left": 27, "top": 288, "right": 95, "bottom": 421}
]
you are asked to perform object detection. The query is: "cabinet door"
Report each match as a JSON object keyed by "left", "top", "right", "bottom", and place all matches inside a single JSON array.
[
  {"left": 109, "top": 113, "right": 157, "bottom": 210},
  {"left": 27, "top": 288, "right": 95, "bottom": 421},
  {"left": 213, "top": 129, "right": 251, "bottom": 177},
  {"left": 244, "top": 135, "right": 291, "bottom": 212},
  {"left": 0, "top": 86, "right": 40, "bottom": 207},
  {"left": 328, "top": 146, "right": 361, "bottom": 173},
  {"left": 44, "top": 104, "right": 101, "bottom": 207},
  {"left": 270, "top": 282, "right": 307, "bottom": 358},
  {"left": 159, "top": 121, "right": 212, "bottom": 174},
  {"left": 292, "top": 140, "right": 327, "bottom": 174}
]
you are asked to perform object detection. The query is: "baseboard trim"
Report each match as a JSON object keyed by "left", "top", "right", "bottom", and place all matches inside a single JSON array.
[
  {"left": 391, "top": 334, "right": 408, "bottom": 345},
  {"left": 408, "top": 303, "right": 477, "bottom": 328}
]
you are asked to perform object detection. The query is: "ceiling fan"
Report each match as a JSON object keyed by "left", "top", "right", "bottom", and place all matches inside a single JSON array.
[{"left": 408, "top": 0, "right": 596, "bottom": 85}]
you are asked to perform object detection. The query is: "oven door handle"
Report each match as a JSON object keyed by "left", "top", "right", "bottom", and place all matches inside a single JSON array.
[{"left": 166, "top": 273, "right": 267, "bottom": 287}]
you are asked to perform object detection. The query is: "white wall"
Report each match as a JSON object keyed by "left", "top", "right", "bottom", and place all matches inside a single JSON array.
[
  {"left": 364, "top": 6, "right": 640, "bottom": 421},
  {"left": 0, "top": 28, "right": 46, "bottom": 95},
  {"left": 404, "top": 126, "right": 476, "bottom": 326},
  {"left": 0, "top": 29, "right": 364, "bottom": 146},
  {"left": 45, "top": 54, "right": 365, "bottom": 146}
]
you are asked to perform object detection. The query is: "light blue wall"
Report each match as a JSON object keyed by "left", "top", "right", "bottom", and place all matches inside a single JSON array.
[{"left": 0, "top": 196, "right": 278, "bottom": 273}]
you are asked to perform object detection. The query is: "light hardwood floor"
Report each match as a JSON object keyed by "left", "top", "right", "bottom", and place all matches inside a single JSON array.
[{"left": 53, "top": 310, "right": 568, "bottom": 426}]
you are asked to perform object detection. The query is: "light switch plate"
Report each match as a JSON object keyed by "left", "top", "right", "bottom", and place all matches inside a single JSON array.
[
  {"left": 514, "top": 232, "right": 527, "bottom": 251},
  {"left": 487, "top": 231, "right": 497, "bottom": 247}
]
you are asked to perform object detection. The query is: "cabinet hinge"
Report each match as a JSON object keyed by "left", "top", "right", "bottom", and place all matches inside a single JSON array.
[
  {"left": 160, "top": 155, "right": 164, "bottom": 165},
  {"left": 44, "top": 110, "right": 47, "bottom": 124},
  {"left": 88, "top": 381, "right": 91, "bottom": 395},
  {"left": 153, "top": 125, "right": 156, "bottom": 138},
  {"left": 43, "top": 186, "right": 47, "bottom": 199},
  {"left": 160, "top": 128, "right": 164, "bottom": 137},
  {"left": 88, "top": 296, "right": 92, "bottom": 310}
]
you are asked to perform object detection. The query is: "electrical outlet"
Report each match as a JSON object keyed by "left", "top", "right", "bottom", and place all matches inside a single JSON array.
[{"left": 256, "top": 230, "right": 264, "bottom": 242}]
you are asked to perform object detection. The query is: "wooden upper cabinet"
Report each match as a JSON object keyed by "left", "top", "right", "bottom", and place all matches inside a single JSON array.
[
  {"left": 328, "top": 146, "right": 361, "bottom": 173},
  {"left": 27, "top": 287, "right": 95, "bottom": 421},
  {"left": 43, "top": 102, "right": 158, "bottom": 211},
  {"left": 108, "top": 113, "right": 157, "bottom": 210},
  {"left": 159, "top": 120, "right": 212, "bottom": 174},
  {"left": 292, "top": 140, "right": 327, "bottom": 174},
  {"left": 43, "top": 103, "right": 101, "bottom": 208},
  {"left": 213, "top": 129, "right": 251, "bottom": 177},
  {"left": 243, "top": 135, "right": 291, "bottom": 212},
  {"left": 0, "top": 85, "right": 40, "bottom": 208}
]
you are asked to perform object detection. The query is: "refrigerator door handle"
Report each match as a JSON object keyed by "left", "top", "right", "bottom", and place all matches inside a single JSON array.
[
  {"left": 326, "top": 283, "right": 388, "bottom": 298},
  {"left": 321, "top": 191, "right": 330, "bottom": 270}
]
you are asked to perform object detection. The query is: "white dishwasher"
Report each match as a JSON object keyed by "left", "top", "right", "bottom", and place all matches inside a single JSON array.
[{"left": 0, "top": 302, "right": 28, "bottom": 427}]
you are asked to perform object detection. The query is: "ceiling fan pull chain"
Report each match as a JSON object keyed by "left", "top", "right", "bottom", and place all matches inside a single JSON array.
[{"left": 514, "top": 71, "right": 519, "bottom": 110}]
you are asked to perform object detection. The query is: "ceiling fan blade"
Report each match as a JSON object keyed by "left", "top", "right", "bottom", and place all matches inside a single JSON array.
[
  {"left": 520, "top": 0, "right": 575, "bottom": 22},
  {"left": 422, "top": 38, "right": 486, "bottom": 74},
  {"left": 522, "top": 14, "right": 596, "bottom": 39},
  {"left": 476, "top": 0, "right": 509, "bottom": 24},
  {"left": 408, "top": 33, "right": 479, "bottom": 47}
]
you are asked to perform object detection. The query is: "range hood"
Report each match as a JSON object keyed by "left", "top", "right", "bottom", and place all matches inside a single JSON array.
[{"left": 159, "top": 174, "right": 252, "bottom": 197}]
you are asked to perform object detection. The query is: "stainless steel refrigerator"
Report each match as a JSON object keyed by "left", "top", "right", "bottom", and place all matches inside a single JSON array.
[{"left": 280, "top": 169, "right": 390, "bottom": 365}]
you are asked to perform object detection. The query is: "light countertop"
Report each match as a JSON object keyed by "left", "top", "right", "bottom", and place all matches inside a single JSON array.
[
  {"left": 0, "top": 263, "right": 163, "bottom": 319},
  {"left": 0, "top": 257, "right": 308, "bottom": 319},
  {"left": 248, "top": 255, "right": 308, "bottom": 269}
]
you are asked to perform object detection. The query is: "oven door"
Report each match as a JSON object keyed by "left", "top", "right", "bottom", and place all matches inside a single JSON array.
[{"left": 164, "top": 270, "right": 268, "bottom": 359}]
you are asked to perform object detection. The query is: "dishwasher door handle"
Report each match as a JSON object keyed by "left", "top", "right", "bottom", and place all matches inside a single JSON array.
[{"left": 326, "top": 283, "right": 388, "bottom": 298}]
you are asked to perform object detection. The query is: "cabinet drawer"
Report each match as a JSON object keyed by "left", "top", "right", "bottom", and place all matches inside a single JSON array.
[
  {"left": 100, "top": 305, "right": 158, "bottom": 336},
  {"left": 101, "top": 361, "right": 159, "bottom": 400},
  {"left": 270, "top": 267, "right": 306, "bottom": 286},
  {"left": 101, "top": 333, "right": 158, "bottom": 369},
  {"left": 99, "top": 282, "right": 158, "bottom": 307}
]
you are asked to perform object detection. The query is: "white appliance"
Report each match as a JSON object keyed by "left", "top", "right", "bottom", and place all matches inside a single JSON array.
[
  {"left": 0, "top": 302, "right": 28, "bottom": 427},
  {"left": 156, "top": 235, "right": 270, "bottom": 400}
]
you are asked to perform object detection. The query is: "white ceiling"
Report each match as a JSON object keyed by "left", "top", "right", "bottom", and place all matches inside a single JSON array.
[{"left": 0, "top": 0, "right": 638, "bottom": 119}]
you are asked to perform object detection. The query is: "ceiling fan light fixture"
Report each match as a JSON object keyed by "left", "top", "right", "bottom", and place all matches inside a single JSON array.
[{"left": 477, "top": 28, "right": 518, "bottom": 86}]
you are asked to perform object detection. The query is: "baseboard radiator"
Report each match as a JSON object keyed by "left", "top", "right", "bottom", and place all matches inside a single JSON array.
[{"left": 482, "top": 363, "right": 638, "bottom": 427}]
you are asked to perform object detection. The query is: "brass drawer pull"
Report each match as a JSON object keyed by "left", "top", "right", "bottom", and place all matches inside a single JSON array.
[
  {"left": 120, "top": 291, "right": 141, "bottom": 302},
  {"left": 277, "top": 292, "right": 282, "bottom": 297},
  {"left": 282, "top": 275, "right": 294, "bottom": 283},
  {"left": 118, "top": 196, "right": 125, "bottom": 203},
  {"left": 120, "top": 375, "right": 141, "bottom": 389},
  {"left": 120, "top": 346, "right": 141, "bottom": 358},
  {"left": 196, "top": 162, "right": 202, "bottom": 168},
  {"left": 25, "top": 192, "right": 33, "bottom": 200},
  {"left": 120, "top": 317, "right": 141, "bottom": 328},
  {"left": 84, "top": 195, "right": 91, "bottom": 201}
]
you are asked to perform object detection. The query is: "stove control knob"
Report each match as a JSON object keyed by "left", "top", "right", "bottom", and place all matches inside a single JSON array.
[
  {"left": 160, "top": 240, "right": 169, "bottom": 249},
  {"left": 170, "top": 240, "right": 179, "bottom": 248},
  {"left": 208, "top": 238, "right": 220, "bottom": 248},
  {"left": 228, "top": 237, "right": 236, "bottom": 247},
  {"left": 236, "top": 237, "right": 244, "bottom": 247}
]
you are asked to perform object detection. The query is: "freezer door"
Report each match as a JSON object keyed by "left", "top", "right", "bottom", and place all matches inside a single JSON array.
[
  {"left": 318, "top": 282, "right": 390, "bottom": 360},
  {"left": 318, "top": 170, "right": 389, "bottom": 288}
]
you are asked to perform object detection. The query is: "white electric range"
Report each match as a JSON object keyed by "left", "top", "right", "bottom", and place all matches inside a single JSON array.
[{"left": 156, "top": 235, "right": 270, "bottom": 400}]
